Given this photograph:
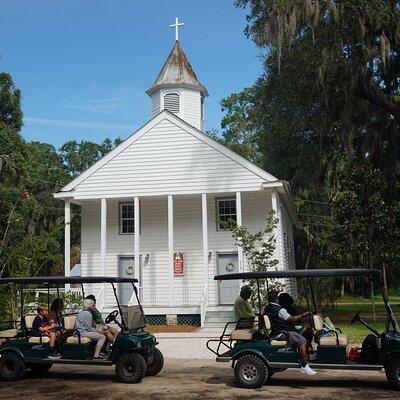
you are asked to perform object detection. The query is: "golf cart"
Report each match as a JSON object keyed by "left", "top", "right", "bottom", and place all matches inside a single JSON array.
[
  {"left": 206, "top": 269, "right": 400, "bottom": 389},
  {"left": 0, "top": 276, "right": 164, "bottom": 383}
]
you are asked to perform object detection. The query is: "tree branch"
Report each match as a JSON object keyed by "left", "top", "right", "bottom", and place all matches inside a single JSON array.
[{"left": 356, "top": 80, "right": 400, "bottom": 123}]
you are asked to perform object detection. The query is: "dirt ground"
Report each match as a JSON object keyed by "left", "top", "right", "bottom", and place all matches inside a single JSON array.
[
  {"left": 0, "top": 359, "right": 398, "bottom": 400},
  {"left": 147, "top": 324, "right": 200, "bottom": 333}
]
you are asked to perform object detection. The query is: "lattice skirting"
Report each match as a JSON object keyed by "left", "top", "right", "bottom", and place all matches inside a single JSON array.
[
  {"left": 146, "top": 315, "right": 167, "bottom": 325},
  {"left": 177, "top": 314, "right": 200, "bottom": 325},
  {"left": 146, "top": 314, "right": 200, "bottom": 325}
]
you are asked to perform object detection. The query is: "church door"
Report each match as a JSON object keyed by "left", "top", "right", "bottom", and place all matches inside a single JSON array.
[
  {"left": 217, "top": 252, "right": 239, "bottom": 304},
  {"left": 118, "top": 256, "right": 142, "bottom": 305}
]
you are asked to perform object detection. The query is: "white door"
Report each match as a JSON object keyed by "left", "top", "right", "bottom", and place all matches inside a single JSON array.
[
  {"left": 217, "top": 252, "right": 240, "bottom": 304},
  {"left": 118, "top": 256, "right": 141, "bottom": 305}
]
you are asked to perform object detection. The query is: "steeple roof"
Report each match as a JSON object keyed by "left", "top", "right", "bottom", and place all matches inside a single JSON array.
[{"left": 146, "top": 41, "right": 208, "bottom": 97}]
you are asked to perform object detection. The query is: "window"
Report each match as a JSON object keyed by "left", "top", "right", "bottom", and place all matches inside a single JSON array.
[
  {"left": 164, "top": 93, "right": 180, "bottom": 114},
  {"left": 119, "top": 202, "right": 134, "bottom": 234},
  {"left": 216, "top": 198, "right": 237, "bottom": 230}
]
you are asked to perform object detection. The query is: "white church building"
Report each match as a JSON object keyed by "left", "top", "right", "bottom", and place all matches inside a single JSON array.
[{"left": 54, "top": 24, "right": 297, "bottom": 327}]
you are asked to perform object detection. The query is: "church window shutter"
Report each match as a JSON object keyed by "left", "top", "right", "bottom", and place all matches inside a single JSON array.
[{"left": 164, "top": 93, "right": 180, "bottom": 114}]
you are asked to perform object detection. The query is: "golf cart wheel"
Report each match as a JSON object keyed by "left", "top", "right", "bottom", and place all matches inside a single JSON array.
[
  {"left": 385, "top": 357, "right": 400, "bottom": 390},
  {"left": 146, "top": 348, "right": 164, "bottom": 376},
  {"left": 115, "top": 353, "right": 147, "bottom": 383},
  {"left": 0, "top": 352, "right": 26, "bottom": 381},
  {"left": 28, "top": 363, "right": 53, "bottom": 375},
  {"left": 234, "top": 354, "right": 267, "bottom": 389}
]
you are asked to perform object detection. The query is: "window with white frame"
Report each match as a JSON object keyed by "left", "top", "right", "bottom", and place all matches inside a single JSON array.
[
  {"left": 119, "top": 202, "right": 135, "bottom": 234},
  {"left": 216, "top": 198, "right": 237, "bottom": 230},
  {"left": 164, "top": 93, "right": 180, "bottom": 114}
]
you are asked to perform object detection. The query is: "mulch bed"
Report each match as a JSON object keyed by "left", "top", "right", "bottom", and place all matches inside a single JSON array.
[{"left": 146, "top": 324, "right": 200, "bottom": 333}]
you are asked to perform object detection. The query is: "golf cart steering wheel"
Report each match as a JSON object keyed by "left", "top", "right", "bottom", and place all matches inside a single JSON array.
[
  {"left": 105, "top": 310, "right": 119, "bottom": 324},
  {"left": 350, "top": 309, "right": 362, "bottom": 325}
]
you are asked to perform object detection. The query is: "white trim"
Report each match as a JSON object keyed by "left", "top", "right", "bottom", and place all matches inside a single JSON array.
[
  {"left": 236, "top": 192, "right": 244, "bottom": 273},
  {"left": 56, "top": 110, "right": 277, "bottom": 195},
  {"left": 100, "top": 198, "right": 107, "bottom": 275},
  {"left": 201, "top": 194, "right": 208, "bottom": 290},
  {"left": 271, "top": 190, "right": 284, "bottom": 271},
  {"left": 168, "top": 195, "right": 174, "bottom": 306},
  {"left": 64, "top": 200, "right": 71, "bottom": 280},
  {"left": 134, "top": 197, "right": 140, "bottom": 282}
]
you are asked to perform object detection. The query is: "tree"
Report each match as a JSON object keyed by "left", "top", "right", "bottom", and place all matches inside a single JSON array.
[
  {"left": 217, "top": 0, "right": 400, "bottom": 285},
  {"left": 221, "top": 213, "right": 281, "bottom": 308}
]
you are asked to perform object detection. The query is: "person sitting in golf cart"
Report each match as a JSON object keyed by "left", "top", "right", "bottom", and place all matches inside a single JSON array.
[
  {"left": 75, "top": 298, "right": 107, "bottom": 359},
  {"left": 234, "top": 285, "right": 256, "bottom": 329},
  {"left": 32, "top": 304, "right": 61, "bottom": 359},
  {"left": 85, "top": 294, "right": 118, "bottom": 343},
  {"left": 264, "top": 290, "right": 316, "bottom": 376}
]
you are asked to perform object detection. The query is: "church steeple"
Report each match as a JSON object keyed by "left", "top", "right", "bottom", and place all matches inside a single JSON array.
[{"left": 146, "top": 19, "right": 208, "bottom": 131}]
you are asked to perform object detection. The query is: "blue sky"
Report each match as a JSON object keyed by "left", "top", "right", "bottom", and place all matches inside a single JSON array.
[{"left": 0, "top": 0, "right": 263, "bottom": 148}]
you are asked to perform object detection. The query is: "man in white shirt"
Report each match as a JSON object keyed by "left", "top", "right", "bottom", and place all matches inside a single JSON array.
[{"left": 264, "top": 290, "right": 316, "bottom": 376}]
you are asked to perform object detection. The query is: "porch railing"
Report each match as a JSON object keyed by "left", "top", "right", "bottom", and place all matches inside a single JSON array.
[
  {"left": 139, "top": 284, "right": 204, "bottom": 306},
  {"left": 199, "top": 283, "right": 208, "bottom": 327}
]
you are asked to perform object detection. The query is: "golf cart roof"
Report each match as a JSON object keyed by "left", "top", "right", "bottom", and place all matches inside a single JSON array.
[
  {"left": 0, "top": 276, "right": 138, "bottom": 285},
  {"left": 214, "top": 268, "right": 381, "bottom": 281}
]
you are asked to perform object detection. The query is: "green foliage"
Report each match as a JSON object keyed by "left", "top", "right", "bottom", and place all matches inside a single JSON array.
[
  {"left": 217, "top": 1, "right": 400, "bottom": 295},
  {"left": 220, "top": 213, "right": 282, "bottom": 307}
]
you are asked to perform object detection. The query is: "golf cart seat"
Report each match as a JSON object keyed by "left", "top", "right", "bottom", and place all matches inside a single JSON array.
[
  {"left": 24, "top": 315, "right": 36, "bottom": 331},
  {"left": 0, "top": 329, "right": 18, "bottom": 338},
  {"left": 63, "top": 315, "right": 76, "bottom": 331},
  {"left": 263, "top": 316, "right": 288, "bottom": 346},
  {"left": 66, "top": 336, "right": 91, "bottom": 344},
  {"left": 313, "top": 315, "right": 349, "bottom": 346},
  {"left": 230, "top": 329, "right": 253, "bottom": 340},
  {"left": 29, "top": 336, "right": 50, "bottom": 344}
]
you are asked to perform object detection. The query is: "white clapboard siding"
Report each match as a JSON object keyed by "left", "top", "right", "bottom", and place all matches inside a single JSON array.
[
  {"left": 71, "top": 119, "right": 267, "bottom": 199},
  {"left": 151, "top": 90, "right": 161, "bottom": 117},
  {"left": 80, "top": 191, "right": 278, "bottom": 308}
]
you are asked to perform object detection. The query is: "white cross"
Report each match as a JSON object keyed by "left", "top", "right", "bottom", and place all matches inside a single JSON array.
[{"left": 169, "top": 17, "right": 184, "bottom": 41}]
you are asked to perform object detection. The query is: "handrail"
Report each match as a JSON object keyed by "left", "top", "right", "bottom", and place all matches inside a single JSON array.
[
  {"left": 95, "top": 286, "right": 105, "bottom": 312},
  {"left": 200, "top": 284, "right": 208, "bottom": 327}
]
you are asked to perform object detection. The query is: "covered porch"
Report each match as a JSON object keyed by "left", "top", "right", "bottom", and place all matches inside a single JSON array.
[{"left": 57, "top": 184, "right": 293, "bottom": 326}]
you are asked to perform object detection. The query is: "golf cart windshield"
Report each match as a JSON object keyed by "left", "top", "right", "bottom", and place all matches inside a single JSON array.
[{"left": 121, "top": 305, "right": 146, "bottom": 330}]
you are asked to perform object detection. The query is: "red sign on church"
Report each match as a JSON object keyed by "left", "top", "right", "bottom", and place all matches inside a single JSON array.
[{"left": 173, "top": 252, "right": 185, "bottom": 276}]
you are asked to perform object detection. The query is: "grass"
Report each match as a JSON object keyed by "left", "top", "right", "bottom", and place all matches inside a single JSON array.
[{"left": 316, "top": 294, "right": 400, "bottom": 343}]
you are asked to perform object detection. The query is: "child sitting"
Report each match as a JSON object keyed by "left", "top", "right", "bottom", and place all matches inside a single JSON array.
[{"left": 32, "top": 305, "right": 61, "bottom": 358}]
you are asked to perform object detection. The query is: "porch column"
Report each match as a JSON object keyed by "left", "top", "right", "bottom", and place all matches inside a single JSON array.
[
  {"left": 64, "top": 200, "right": 71, "bottom": 280},
  {"left": 201, "top": 194, "right": 208, "bottom": 291},
  {"left": 168, "top": 195, "right": 174, "bottom": 306},
  {"left": 134, "top": 196, "right": 140, "bottom": 283},
  {"left": 235, "top": 192, "right": 244, "bottom": 273},
  {"left": 271, "top": 190, "right": 283, "bottom": 270},
  {"left": 100, "top": 198, "right": 107, "bottom": 275}
]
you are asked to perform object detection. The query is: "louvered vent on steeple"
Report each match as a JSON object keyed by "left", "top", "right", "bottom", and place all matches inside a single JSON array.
[{"left": 164, "top": 93, "right": 180, "bottom": 114}]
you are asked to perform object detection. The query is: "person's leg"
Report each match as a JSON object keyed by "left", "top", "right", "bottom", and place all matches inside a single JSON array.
[
  {"left": 85, "top": 332, "right": 106, "bottom": 358},
  {"left": 298, "top": 344, "right": 308, "bottom": 366},
  {"left": 49, "top": 332, "right": 55, "bottom": 348},
  {"left": 104, "top": 329, "right": 115, "bottom": 343}
]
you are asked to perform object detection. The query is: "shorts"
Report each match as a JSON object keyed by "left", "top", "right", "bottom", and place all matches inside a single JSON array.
[{"left": 275, "top": 331, "right": 307, "bottom": 347}]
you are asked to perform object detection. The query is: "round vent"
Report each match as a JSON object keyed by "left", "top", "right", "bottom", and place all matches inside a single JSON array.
[{"left": 164, "top": 93, "right": 180, "bottom": 114}]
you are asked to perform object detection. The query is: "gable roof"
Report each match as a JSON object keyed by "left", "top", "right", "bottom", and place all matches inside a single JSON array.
[
  {"left": 57, "top": 110, "right": 277, "bottom": 194},
  {"left": 146, "top": 41, "right": 208, "bottom": 97}
]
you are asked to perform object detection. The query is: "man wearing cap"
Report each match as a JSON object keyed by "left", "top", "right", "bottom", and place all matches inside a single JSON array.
[
  {"left": 234, "top": 285, "right": 255, "bottom": 329},
  {"left": 264, "top": 290, "right": 316, "bottom": 376}
]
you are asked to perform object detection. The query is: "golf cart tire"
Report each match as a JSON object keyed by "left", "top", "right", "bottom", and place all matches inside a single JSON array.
[
  {"left": 385, "top": 357, "right": 400, "bottom": 390},
  {"left": 0, "top": 351, "right": 26, "bottom": 381},
  {"left": 28, "top": 363, "right": 53, "bottom": 375},
  {"left": 115, "top": 352, "right": 147, "bottom": 383},
  {"left": 234, "top": 354, "right": 267, "bottom": 389},
  {"left": 146, "top": 348, "right": 164, "bottom": 376}
]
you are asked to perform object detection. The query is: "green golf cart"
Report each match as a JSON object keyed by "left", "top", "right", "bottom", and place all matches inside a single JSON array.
[
  {"left": 206, "top": 269, "right": 400, "bottom": 389},
  {"left": 0, "top": 276, "right": 164, "bottom": 383}
]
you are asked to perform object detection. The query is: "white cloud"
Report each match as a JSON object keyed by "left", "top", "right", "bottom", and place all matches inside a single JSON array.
[{"left": 25, "top": 116, "right": 135, "bottom": 131}]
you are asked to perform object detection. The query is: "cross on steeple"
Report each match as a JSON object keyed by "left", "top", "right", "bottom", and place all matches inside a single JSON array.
[{"left": 169, "top": 17, "right": 184, "bottom": 41}]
